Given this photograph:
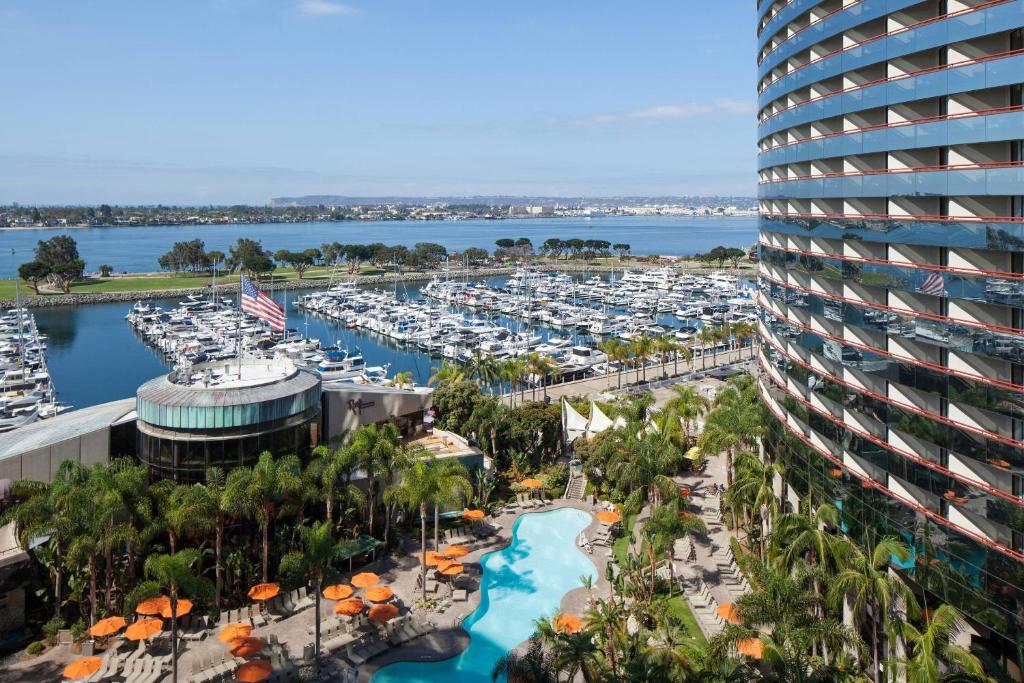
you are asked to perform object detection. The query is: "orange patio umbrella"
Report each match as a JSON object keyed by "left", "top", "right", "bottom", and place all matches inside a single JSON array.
[
  {"left": 89, "top": 616, "right": 126, "bottom": 638},
  {"left": 335, "top": 597, "right": 365, "bottom": 616},
  {"left": 420, "top": 551, "right": 446, "bottom": 566},
  {"left": 236, "top": 659, "right": 272, "bottom": 683},
  {"left": 124, "top": 618, "right": 163, "bottom": 641},
  {"left": 323, "top": 584, "right": 354, "bottom": 601},
  {"left": 520, "top": 478, "right": 543, "bottom": 488},
  {"left": 64, "top": 657, "right": 103, "bottom": 680},
  {"left": 553, "top": 613, "right": 582, "bottom": 634},
  {"left": 351, "top": 572, "right": 380, "bottom": 589},
  {"left": 461, "top": 509, "right": 485, "bottom": 521},
  {"left": 368, "top": 603, "right": 399, "bottom": 622},
  {"left": 443, "top": 545, "right": 469, "bottom": 558},
  {"left": 596, "top": 510, "right": 621, "bottom": 524},
  {"left": 160, "top": 598, "right": 193, "bottom": 619},
  {"left": 678, "top": 486, "right": 691, "bottom": 497},
  {"left": 736, "top": 637, "right": 764, "bottom": 659},
  {"left": 716, "top": 603, "right": 742, "bottom": 623},
  {"left": 135, "top": 596, "right": 170, "bottom": 616},
  {"left": 219, "top": 622, "right": 253, "bottom": 643},
  {"left": 229, "top": 636, "right": 266, "bottom": 658},
  {"left": 437, "top": 560, "right": 464, "bottom": 576},
  {"left": 364, "top": 586, "right": 394, "bottom": 603},
  {"left": 247, "top": 583, "right": 280, "bottom": 601}
]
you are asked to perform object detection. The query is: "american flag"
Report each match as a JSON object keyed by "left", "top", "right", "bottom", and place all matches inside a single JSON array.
[
  {"left": 240, "top": 276, "right": 285, "bottom": 331},
  {"left": 919, "top": 272, "right": 946, "bottom": 297}
]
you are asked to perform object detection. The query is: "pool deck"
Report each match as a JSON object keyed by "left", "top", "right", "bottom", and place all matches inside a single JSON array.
[{"left": 359, "top": 498, "right": 614, "bottom": 682}]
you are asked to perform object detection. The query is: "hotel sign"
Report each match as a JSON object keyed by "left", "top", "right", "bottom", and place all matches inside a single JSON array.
[{"left": 347, "top": 398, "right": 376, "bottom": 415}]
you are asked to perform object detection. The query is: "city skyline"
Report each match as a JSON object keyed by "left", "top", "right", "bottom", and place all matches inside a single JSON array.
[{"left": 0, "top": 1, "right": 756, "bottom": 205}]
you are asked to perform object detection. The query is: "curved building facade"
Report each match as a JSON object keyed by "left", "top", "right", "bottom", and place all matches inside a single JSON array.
[
  {"left": 756, "top": 0, "right": 1024, "bottom": 668},
  {"left": 136, "top": 360, "right": 321, "bottom": 481}
]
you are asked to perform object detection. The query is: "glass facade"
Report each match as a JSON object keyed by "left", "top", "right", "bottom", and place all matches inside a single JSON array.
[{"left": 757, "top": 0, "right": 1024, "bottom": 669}]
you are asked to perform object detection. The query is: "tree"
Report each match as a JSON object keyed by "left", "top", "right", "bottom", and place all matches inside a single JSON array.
[
  {"left": 224, "top": 451, "right": 304, "bottom": 581},
  {"left": 17, "top": 260, "right": 49, "bottom": 294},
  {"left": 428, "top": 360, "right": 465, "bottom": 387},
  {"left": 34, "top": 235, "right": 85, "bottom": 293},
  {"left": 663, "top": 385, "right": 710, "bottom": 446},
  {"left": 541, "top": 238, "right": 564, "bottom": 259},
  {"left": 144, "top": 550, "right": 213, "bottom": 683},
  {"left": 599, "top": 338, "right": 628, "bottom": 389},
  {"left": 164, "top": 483, "right": 215, "bottom": 555},
  {"left": 463, "top": 247, "right": 488, "bottom": 264},
  {"left": 228, "top": 238, "right": 274, "bottom": 278},
  {"left": 99, "top": 264, "right": 113, "bottom": 277},
  {"left": 158, "top": 239, "right": 207, "bottom": 273},
  {"left": 432, "top": 380, "right": 482, "bottom": 430},
  {"left": 491, "top": 635, "right": 558, "bottom": 683},
  {"left": 613, "top": 243, "right": 631, "bottom": 261},
  {"left": 830, "top": 535, "right": 919, "bottom": 683},
  {"left": 894, "top": 604, "right": 989, "bottom": 683},
  {"left": 631, "top": 334, "right": 655, "bottom": 384},
  {"left": 391, "top": 454, "right": 442, "bottom": 601},
  {"left": 348, "top": 423, "right": 400, "bottom": 537},
  {"left": 411, "top": 242, "right": 447, "bottom": 266},
  {"left": 279, "top": 522, "right": 341, "bottom": 668},
  {"left": 495, "top": 238, "right": 515, "bottom": 249},
  {"left": 274, "top": 249, "right": 317, "bottom": 279}
]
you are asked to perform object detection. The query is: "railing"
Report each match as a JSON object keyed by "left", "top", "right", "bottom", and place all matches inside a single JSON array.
[
  {"left": 759, "top": 0, "right": 866, "bottom": 64},
  {"left": 759, "top": 48, "right": 1024, "bottom": 123},
  {"left": 760, "top": 210, "right": 1024, "bottom": 224},
  {"left": 759, "top": 104, "right": 1024, "bottom": 152},
  {"left": 757, "top": 292, "right": 1024, "bottom": 393},
  {"left": 758, "top": 323, "right": 1024, "bottom": 451},
  {"left": 758, "top": 0, "right": 1013, "bottom": 91},
  {"left": 758, "top": 267, "right": 1024, "bottom": 338},
  {"left": 757, "top": 372, "right": 1024, "bottom": 563},
  {"left": 758, "top": 239, "right": 1024, "bottom": 280},
  {"left": 759, "top": 159, "right": 1024, "bottom": 184}
]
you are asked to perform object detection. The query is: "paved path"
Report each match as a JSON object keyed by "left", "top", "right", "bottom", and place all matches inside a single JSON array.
[{"left": 505, "top": 349, "right": 753, "bottom": 404}]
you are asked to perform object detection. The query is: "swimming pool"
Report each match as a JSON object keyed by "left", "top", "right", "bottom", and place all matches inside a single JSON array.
[{"left": 372, "top": 507, "right": 596, "bottom": 683}]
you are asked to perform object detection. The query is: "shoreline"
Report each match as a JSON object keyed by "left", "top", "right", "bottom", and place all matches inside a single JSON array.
[
  {"left": 0, "top": 214, "right": 758, "bottom": 232},
  {"left": 0, "top": 261, "right": 757, "bottom": 310}
]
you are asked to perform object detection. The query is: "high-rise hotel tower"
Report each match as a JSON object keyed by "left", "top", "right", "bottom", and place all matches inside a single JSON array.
[{"left": 755, "top": 0, "right": 1024, "bottom": 671}]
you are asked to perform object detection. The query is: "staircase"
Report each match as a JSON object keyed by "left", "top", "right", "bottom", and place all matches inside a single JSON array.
[{"left": 564, "top": 473, "right": 587, "bottom": 500}]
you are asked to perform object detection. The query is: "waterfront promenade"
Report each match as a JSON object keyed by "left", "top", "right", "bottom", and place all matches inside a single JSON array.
[{"left": 503, "top": 347, "right": 753, "bottom": 403}]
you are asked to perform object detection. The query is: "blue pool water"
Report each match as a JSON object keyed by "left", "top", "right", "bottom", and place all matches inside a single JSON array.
[{"left": 372, "top": 507, "right": 596, "bottom": 683}]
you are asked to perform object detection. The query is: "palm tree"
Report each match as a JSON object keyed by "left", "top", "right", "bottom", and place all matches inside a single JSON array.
[
  {"left": 476, "top": 353, "right": 502, "bottom": 396},
  {"left": 631, "top": 333, "right": 654, "bottom": 384},
  {"left": 307, "top": 445, "right": 365, "bottom": 526},
  {"left": 670, "top": 337, "right": 692, "bottom": 377},
  {"left": 598, "top": 338, "right": 626, "bottom": 388},
  {"left": 712, "top": 556, "right": 862, "bottom": 681},
  {"left": 391, "top": 455, "right": 437, "bottom": 601},
  {"left": 388, "top": 370, "right": 414, "bottom": 390},
  {"left": 349, "top": 423, "right": 400, "bottom": 538},
  {"left": 428, "top": 458, "right": 473, "bottom": 551},
  {"left": 893, "top": 604, "right": 989, "bottom": 683},
  {"left": 830, "top": 535, "right": 919, "bottom": 683},
  {"left": 279, "top": 521, "right": 341, "bottom": 668},
  {"left": 428, "top": 360, "right": 464, "bottom": 386},
  {"left": 165, "top": 483, "right": 215, "bottom": 555},
  {"left": 534, "top": 616, "right": 601, "bottom": 682},
  {"left": 652, "top": 335, "right": 674, "bottom": 378},
  {"left": 732, "top": 320, "right": 756, "bottom": 359},
  {"left": 144, "top": 549, "right": 213, "bottom": 683},
  {"left": 223, "top": 451, "right": 304, "bottom": 582},
  {"left": 727, "top": 451, "right": 783, "bottom": 559},
  {"left": 663, "top": 384, "right": 710, "bottom": 446},
  {"left": 491, "top": 635, "right": 558, "bottom": 683},
  {"left": 200, "top": 468, "right": 232, "bottom": 610},
  {"left": 698, "top": 326, "right": 716, "bottom": 369}
]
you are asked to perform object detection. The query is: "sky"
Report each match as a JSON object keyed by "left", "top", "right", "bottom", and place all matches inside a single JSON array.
[{"left": 0, "top": 1, "right": 757, "bottom": 205}]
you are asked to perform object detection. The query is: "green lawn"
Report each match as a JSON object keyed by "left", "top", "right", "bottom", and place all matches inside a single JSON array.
[
  {"left": 612, "top": 513, "right": 637, "bottom": 566},
  {"left": 0, "top": 266, "right": 421, "bottom": 301},
  {"left": 666, "top": 595, "right": 708, "bottom": 647}
]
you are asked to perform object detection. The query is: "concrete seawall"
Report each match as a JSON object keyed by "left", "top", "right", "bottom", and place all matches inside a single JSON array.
[{"left": 1, "top": 262, "right": 756, "bottom": 309}]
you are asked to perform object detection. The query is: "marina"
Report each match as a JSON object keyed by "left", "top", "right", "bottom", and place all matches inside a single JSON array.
[
  {"left": 122, "top": 267, "right": 757, "bottom": 397},
  {"left": 0, "top": 304, "right": 68, "bottom": 432}
]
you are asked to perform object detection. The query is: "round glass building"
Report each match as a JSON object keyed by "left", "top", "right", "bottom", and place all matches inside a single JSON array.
[
  {"left": 756, "top": 0, "right": 1024, "bottom": 669},
  {"left": 135, "top": 359, "right": 321, "bottom": 481}
]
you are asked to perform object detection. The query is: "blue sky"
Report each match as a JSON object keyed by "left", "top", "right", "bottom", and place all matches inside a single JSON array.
[{"left": 0, "top": 1, "right": 757, "bottom": 204}]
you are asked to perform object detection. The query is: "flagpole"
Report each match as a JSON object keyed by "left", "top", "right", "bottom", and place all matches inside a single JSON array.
[{"left": 237, "top": 270, "right": 243, "bottom": 379}]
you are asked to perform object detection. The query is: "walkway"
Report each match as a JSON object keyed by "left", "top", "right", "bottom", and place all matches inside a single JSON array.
[{"left": 505, "top": 348, "right": 752, "bottom": 404}]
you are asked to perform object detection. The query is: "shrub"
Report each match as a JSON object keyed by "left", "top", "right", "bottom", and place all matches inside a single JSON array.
[
  {"left": 26, "top": 641, "right": 43, "bottom": 656},
  {"left": 99, "top": 264, "right": 113, "bottom": 277},
  {"left": 42, "top": 616, "right": 64, "bottom": 644},
  {"left": 70, "top": 619, "right": 86, "bottom": 642}
]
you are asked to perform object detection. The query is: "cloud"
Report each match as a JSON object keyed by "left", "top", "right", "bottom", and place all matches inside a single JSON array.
[
  {"left": 583, "top": 99, "right": 755, "bottom": 125},
  {"left": 297, "top": 0, "right": 355, "bottom": 16}
]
